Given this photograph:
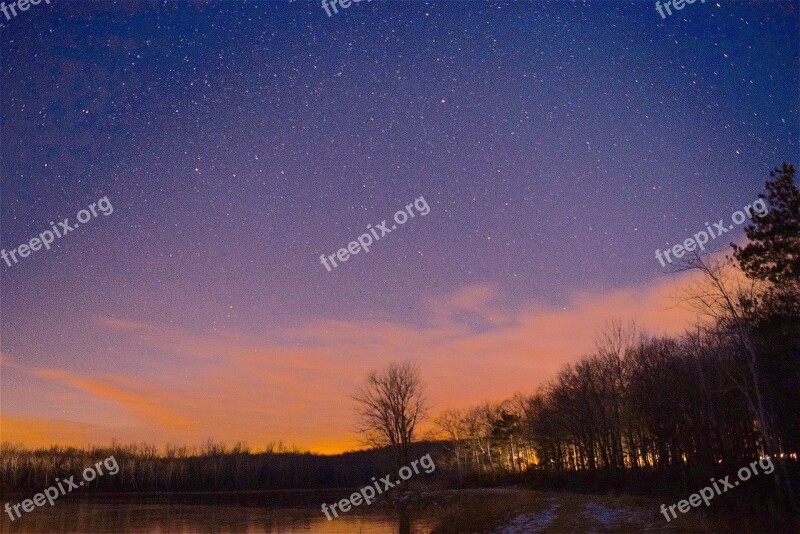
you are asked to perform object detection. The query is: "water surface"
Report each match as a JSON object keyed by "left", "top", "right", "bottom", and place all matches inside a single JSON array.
[{"left": 0, "top": 491, "right": 435, "bottom": 533}]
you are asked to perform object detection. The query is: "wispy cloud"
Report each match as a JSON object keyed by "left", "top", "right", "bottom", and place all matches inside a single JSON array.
[{"left": 1, "top": 273, "right": 705, "bottom": 453}]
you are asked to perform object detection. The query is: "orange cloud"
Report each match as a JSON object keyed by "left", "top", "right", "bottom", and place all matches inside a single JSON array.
[
  {"left": 2, "top": 273, "right": 709, "bottom": 453},
  {"left": 0, "top": 416, "right": 157, "bottom": 449},
  {"left": 7, "top": 363, "right": 191, "bottom": 430}
]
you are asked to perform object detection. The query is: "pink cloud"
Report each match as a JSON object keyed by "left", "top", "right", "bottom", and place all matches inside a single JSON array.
[{"left": 2, "top": 273, "right": 708, "bottom": 453}]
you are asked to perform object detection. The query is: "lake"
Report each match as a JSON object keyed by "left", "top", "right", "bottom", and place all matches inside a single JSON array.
[{"left": 0, "top": 491, "right": 436, "bottom": 533}]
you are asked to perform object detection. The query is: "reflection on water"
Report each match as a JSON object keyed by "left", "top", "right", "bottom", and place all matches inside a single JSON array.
[{"left": 0, "top": 492, "right": 434, "bottom": 533}]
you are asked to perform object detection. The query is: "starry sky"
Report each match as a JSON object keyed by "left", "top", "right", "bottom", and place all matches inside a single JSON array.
[{"left": 0, "top": 0, "right": 797, "bottom": 453}]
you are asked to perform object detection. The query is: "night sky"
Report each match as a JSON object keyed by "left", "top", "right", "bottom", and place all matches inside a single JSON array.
[{"left": 1, "top": 0, "right": 797, "bottom": 453}]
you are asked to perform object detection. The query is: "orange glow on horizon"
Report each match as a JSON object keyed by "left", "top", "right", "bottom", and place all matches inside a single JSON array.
[{"left": 1, "top": 273, "right": 708, "bottom": 455}]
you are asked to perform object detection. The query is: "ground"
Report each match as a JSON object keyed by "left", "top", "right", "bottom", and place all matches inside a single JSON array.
[{"left": 423, "top": 488, "right": 727, "bottom": 533}]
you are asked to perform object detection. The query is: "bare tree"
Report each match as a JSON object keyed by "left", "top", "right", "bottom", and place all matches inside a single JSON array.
[
  {"left": 434, "top": 409, "right": 468, "bottom": 483},
  {"left": 678, "top": 253, "right": 797, "bottom": 514},
  {"left": 352, "top": 361, "right": 429, "bottom": 469}
]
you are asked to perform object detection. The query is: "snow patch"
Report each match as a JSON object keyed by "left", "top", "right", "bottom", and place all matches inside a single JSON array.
[
  {"left": 582, "top": 502, "right": 649, "bottom": 526},
  {"left": 493, "top": 503, "right": 560, "bottom": 534}
]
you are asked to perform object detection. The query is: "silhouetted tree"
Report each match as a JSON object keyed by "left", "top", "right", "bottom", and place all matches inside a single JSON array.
[
  {"left": 352, "top": 361, "right": 429, "bottom": 470},
  {"left": 733, "top": 163, "right": 800, "bottom": 300}
]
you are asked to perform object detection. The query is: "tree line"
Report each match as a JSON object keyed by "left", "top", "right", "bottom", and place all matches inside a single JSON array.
[
  {"left": 349, "top": 165, "right": 798, "bottom": 526},
  {"left": 0, "top": 439, "right": 446, "bottom": 493},
  {"left": 430, "top": 164, "right": 799, "bottom": 523}
]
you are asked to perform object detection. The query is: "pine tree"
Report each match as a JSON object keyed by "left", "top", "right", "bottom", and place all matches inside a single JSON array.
[{"left": 732, "top": 163, "right": 800, "bottom": 312}]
